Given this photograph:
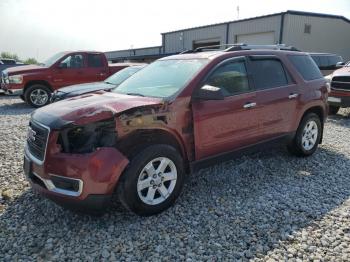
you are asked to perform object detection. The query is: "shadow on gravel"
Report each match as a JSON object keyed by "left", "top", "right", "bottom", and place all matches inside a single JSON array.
[
  {"left": 1, "top": 146, "right": 350, "bottom": 260},
  {"left": 328, "top": 112, "right": 350, "bottom": 128},
  {"left": 0, "top": 96, "right": 34, "bottom": 115}
]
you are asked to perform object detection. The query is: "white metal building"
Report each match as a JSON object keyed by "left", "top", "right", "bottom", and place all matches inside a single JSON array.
[{"left": 105, "top": 10, "right": 350, "bottom": 62}]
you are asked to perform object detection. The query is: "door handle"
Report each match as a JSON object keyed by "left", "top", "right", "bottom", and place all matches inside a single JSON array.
[
  {"left": 288, "top": 93, "right": 299, "bottom": 99},
  {"left": 243, "top": 102, "right": 257, "bottom": 109}
]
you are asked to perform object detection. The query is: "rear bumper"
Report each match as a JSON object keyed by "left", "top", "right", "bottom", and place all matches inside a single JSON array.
[{"left": 24, "top": 145, "right": 129, "bottom": 213}]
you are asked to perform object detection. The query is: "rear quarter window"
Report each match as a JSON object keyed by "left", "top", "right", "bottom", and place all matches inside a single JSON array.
[{"left": 288, "top": 55, "right": 323, "bottom": 81}]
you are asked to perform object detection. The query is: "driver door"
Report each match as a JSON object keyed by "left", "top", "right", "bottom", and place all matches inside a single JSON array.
[
  {"left": 192, "top": 57, "right": 261, "bottom": 160},
  {"left": 52, "top": 53, "right": 87, "bottom": 88}
]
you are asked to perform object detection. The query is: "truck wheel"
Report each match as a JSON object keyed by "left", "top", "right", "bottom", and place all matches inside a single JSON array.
[
  {"left": 24, "top": 84, "right": 51, "bottom": 108},
  {"left": 287, "top": 113, "right": 322, "bottom": 157},
  {"left": 329, "top": 105, "right": 340, "bottom": 115},
  {"left": 117, "top": 144, "right": 185, "bottom": 216}
]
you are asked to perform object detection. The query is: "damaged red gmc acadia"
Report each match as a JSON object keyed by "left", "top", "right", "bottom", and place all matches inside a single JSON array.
[{"left": 24, "top": 45, "right": 329, "bottom": 216}]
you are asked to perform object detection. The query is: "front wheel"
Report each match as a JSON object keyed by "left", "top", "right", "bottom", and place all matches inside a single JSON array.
[
  {"left": 117, "top": 144, "right": 185, "bottom": 216},
  {"left": 287, "top": 113, "right": 322, "bottom": 157},
  {"left": 24, "top": 84, "right": 51, "bottom": 108}
]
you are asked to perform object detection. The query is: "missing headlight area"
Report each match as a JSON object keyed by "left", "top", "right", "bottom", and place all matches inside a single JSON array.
[{"left": 57, "top": 118, "right": 117, "bottom": 153}]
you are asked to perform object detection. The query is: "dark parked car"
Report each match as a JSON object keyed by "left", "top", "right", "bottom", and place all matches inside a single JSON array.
[
  {"left": 50, "top": 65, "right": 146, "bottom": 102},
  {"left": 24, "top": 45, "right": 328, "bottom": 216},
  {"left": 0, "top": 58, "right": 25, "bottom": 76},
  {"left": 309, "top": 53, "right": 344, "bottom": 76}
]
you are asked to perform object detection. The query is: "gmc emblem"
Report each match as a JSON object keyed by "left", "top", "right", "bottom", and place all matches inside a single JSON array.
[{"left": 27, "top": 126, "right": 36, "bottom": 142}]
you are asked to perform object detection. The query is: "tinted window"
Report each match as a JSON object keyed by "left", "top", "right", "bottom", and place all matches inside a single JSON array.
[
  {"left": 1, "top": 59, "right": 16, "bottom": 65},
  {"left": 328, "top": 55, "right": 343, "bottom": 66},
  {"left": 206, "top": 60, "right": 250, "bottom": 96},
  {"left": 289, "top": 55, "right": 323, "bottom": 80},
  {"left": 250, "top": 58, "right": 288, "bottom": 90},
  {"left": 88, "top": 54, "right": 103, "bottom": 68},
  {"left": 60, "top": 54, "right": 84, "bottom": 68}
]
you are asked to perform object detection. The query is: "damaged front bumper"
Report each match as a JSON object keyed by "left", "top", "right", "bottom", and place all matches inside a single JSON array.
[{"left": 24, "top": 145, "right": 129, "bottom": 213}]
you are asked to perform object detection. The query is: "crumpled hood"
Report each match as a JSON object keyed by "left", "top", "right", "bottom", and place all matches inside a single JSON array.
[
  {"left": 6, "top": 64, "right": 46, "bottom": 75},
  {"left": 332, "top": 66, "right": 350, "bottom": 77},
  {"left": 58, "top": 82, "right": 114, "bottom": 96},
  {"left": 32, "top": 92, "right": 163, "bottom": 128}
]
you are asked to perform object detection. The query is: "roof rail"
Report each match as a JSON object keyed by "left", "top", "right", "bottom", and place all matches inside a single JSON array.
[
  {"left": 225, "top": 44, "right": 301, "bottom": 52},
  {"left": 179, "top": 43, "right": 300, "bottom": 54}
]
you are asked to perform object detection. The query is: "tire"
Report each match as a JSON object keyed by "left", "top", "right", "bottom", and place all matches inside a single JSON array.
[
  {"left": 287, "top": 113, "right": 322, "bottom": 157},
  {"left": 329, "top": 105, "right": 340, "bottom": 115},
  {"left": 19, "top": 94, "right": 25, "bottom": 101},
  {"left": 117, "top": 144, "right": 185, "bottom": 216},
  {"left": 24, "top": 84, "right": 51, "bottom": 108}
]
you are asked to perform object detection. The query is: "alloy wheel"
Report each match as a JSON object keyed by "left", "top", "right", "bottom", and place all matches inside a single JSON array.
[
  {"left": 301, "top": 120, "right": 318, "bottom": 151},
  {"left": 137, "top": 157, "right": 177, "bottom": 205}
]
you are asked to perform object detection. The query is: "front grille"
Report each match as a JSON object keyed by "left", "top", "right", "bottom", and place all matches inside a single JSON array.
[
  {"left": 332, "top": 76, "right": 350, "bottom": 82},
  {"left": 331, "top": 76, "right": 350, "bottom": 91},
  {"left": 27, "top": 121, "right": 49, "bottom": 161}
]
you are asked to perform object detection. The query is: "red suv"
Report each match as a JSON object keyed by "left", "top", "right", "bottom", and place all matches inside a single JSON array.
[{"left": 23, "top": 45, "right": 328, "bottom": 216}]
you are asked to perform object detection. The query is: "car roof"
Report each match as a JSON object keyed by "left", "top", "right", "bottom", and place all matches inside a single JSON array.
[{"left": 0, "top": 58, "right": 16, "bottom": 61}]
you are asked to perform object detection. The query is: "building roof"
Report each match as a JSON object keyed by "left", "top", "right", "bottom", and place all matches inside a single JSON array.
[{"left": 161, "top": 10, "right": 350, "bottom": 35}]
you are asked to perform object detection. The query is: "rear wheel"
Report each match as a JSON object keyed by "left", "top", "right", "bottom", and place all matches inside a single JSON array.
[
  {"left": 329, "top": 105, "right": 340, "bottom": 115},
  {"left": 24, "top": 84, "right": 51, "bottom": 108},
  {"left": 117, "top": 144, "right": 185, "bottom": 216},
  {"left": 288, "top": 113, "right": 322, "bottom": 157}
]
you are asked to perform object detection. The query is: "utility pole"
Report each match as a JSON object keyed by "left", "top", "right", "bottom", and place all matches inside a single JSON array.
[{"left": 236, "top": 5, "right": 240, "bottom": 20}]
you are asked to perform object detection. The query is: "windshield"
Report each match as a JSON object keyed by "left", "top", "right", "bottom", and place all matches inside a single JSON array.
[
  {"left": 42, "top": 52, "right": 65, "bottom": 67},
  {"left": 106, "top": 66, "right": 144, "bottom": 85},
  {"left": 113, "top": 59, "right": 208, "bottom": 98}
]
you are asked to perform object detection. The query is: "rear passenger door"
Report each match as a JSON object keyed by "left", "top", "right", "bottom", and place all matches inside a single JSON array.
[
  {"left": 248, "top": 55, "right": 298, "bottom": 140},
  {"left": 85, "top": 53, "right": 108, "bottom": 82},
  {"left": 192, "top": 57, "right": 260, "bottom": 160}
]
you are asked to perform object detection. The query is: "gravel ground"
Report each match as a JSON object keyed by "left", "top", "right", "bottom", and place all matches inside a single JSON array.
[{"left": 1, "top": 96, "right": 350, "bottom": 261}]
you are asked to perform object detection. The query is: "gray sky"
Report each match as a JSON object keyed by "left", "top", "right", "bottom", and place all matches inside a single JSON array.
[{"left": 1, "top": 0, "right": 349, "bottom": 62}]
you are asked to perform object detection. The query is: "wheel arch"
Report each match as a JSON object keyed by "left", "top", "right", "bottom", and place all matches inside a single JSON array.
[
  {"left": 299, "top": 105, "right": 325, "bottom": 144},
  {"left": 24, "top": 80, "right": 53, "bottom": 94},
  {"left": 117, "top": 129, "right": 190, "bottom": 172}
]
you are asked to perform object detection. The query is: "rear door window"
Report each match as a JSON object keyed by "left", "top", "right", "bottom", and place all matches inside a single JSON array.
[
  {"left": 249, "top": 57, "right": 289, "bottom": 90},
  {"left": 87, "top": 54, "right": 103, "bottom": 68},
  {"left": 288, "top": 55, "right": 323, "bottom": 80}
]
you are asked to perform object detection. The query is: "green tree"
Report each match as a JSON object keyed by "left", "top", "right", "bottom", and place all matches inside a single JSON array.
[
  {"left": 0, "top": 52, "right": 20, "bottom": 61},
  {"left": 23, "top": 58, "right": 38, "bottom": 65}
]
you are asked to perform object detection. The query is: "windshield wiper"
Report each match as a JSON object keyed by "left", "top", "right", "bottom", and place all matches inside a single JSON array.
[
  {"left": 104, "top": 81, "right": 115, "bottom": 85},
  {"left": 126, "top": 92, "right": 145, "bottom": 97}
]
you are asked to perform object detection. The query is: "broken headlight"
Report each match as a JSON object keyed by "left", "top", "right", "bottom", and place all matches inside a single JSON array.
[{"left": 58, "top": 118, "right": 117, "bottom": 154}]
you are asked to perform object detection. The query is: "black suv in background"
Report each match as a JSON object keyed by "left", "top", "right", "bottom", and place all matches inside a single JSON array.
[{"left": 309, "top": 53, "right": 344, "bottom": 76}]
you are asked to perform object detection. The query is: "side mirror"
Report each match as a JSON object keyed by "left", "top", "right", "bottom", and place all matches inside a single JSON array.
[
  {"left": 336, "top": 62, "right": 345, "bottom": 68},
  {"left": 193, "top": 85, "right": 225, "bottom": 100},
  {"left": 58, "top": 63, "right": 67, "bottom": 69}
]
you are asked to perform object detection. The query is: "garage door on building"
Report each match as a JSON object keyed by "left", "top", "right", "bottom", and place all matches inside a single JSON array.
[{"left": 236, "top": 31, "right": 275, "bottom": 45}]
